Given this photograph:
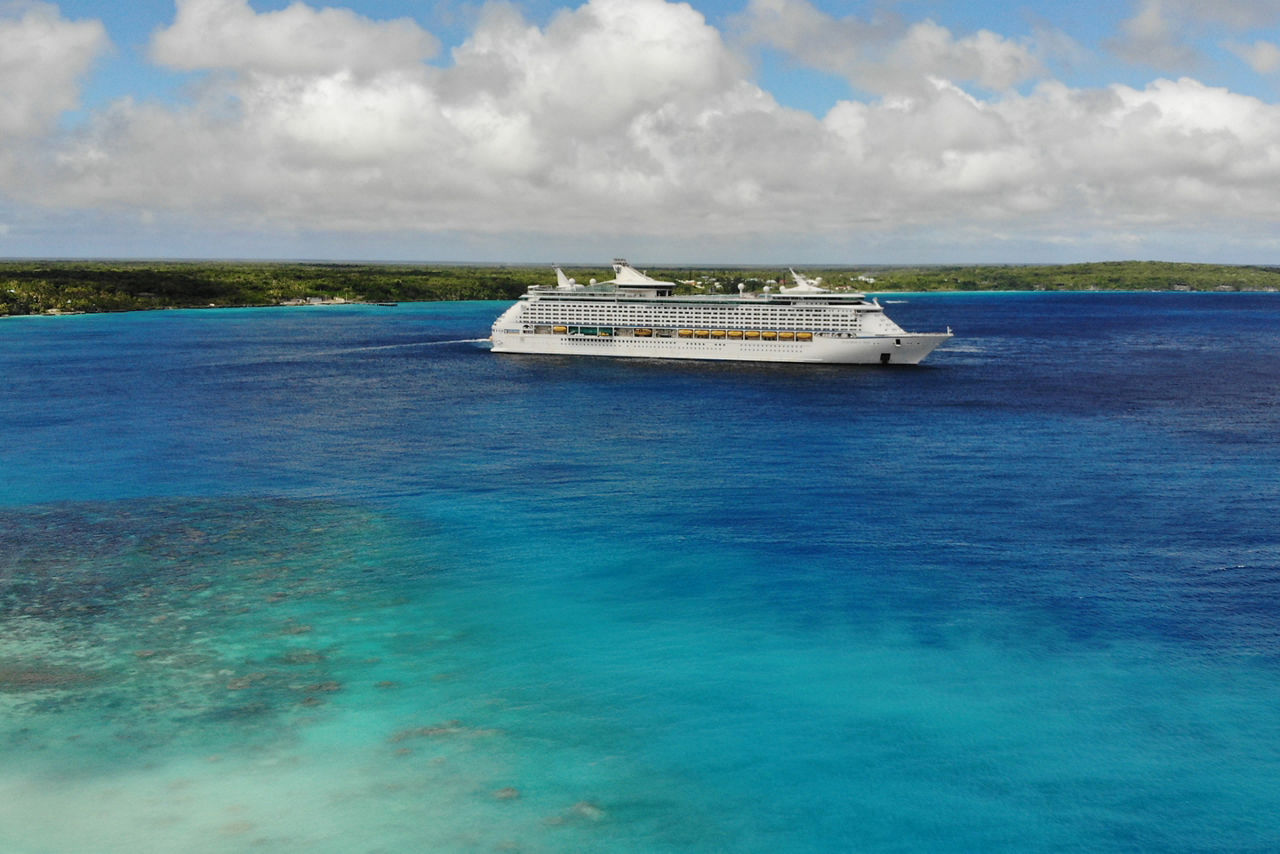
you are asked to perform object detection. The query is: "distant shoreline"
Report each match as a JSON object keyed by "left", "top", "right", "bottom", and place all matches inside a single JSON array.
[{"left": 3, "top": 259, "right": 1279, "bottom": 317}]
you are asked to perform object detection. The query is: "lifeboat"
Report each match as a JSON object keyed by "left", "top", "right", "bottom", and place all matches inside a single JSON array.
[
  {"left": 744, "top": 330, "right": 760, "bottom": 339},
  {"left": 796, "top": 331, "right": 813, "bottom": 341},
  {"left": 727, "top": 330, "right": 743, "bottom": 339},
  {"left": 694, "top": 330, "right": 710, "bottom": 338},
  {"left": 762, "top": 331, "right": 778, "bottom": 340},
  {"left": 552, "top": 325, "right": 568, "bottom": 334},
  {"left": 710, "top": 330, "right": 726, "bottom": 339},
  {"left": 635, "top": 328, "right": 653, "bottom": 337},
  {"left": 779, "top": 331, "right": 795, "bottom": 341},
  {"left": 678, "top": 329, "right": 693, "bottom": 338}
]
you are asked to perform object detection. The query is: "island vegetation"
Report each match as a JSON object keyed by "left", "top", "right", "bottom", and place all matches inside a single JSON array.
[{"left": 2, "top": 259, "right": 1278, "bottom": 316}]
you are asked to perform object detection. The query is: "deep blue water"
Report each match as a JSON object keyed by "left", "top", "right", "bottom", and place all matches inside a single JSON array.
[{"left": 1, "top": 293, "right": 1278, "bottom": 853}]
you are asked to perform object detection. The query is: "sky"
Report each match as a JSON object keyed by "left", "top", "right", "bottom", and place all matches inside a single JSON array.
[{"left": 3, "top": 0, "right": 1280, "bottom": 263}]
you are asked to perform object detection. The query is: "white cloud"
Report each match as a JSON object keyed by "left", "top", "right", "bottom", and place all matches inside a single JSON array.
[
  {"left": 1111, "top": 0, "right": 1280, "bottom": 73},
  {"left": 1109, "top": 0, "right": 1199, "bottom": 71},
  {"left": 24, "top": 0, "right": 783, "bottom": 235},
  {"left": 1226, "top": 40, "right": 1280, "bottom": 74},
  {"left": 6, "top": 0, "right": 1280, "bottom": 260},
  {"left": 736, "top": 0, "right": 1042, "bottom": 94},
  {"left": 0, "top": 2, "right": 109, "bottom": 139},
  {"left": 811, "top": 74, "right": 1280, "bottom": 241},
  {"left": 150, "top": 0, "right": 439, "bottom": 75},
  {"left": 890, "top": 22, "right": 1042, "bottom": 91}
]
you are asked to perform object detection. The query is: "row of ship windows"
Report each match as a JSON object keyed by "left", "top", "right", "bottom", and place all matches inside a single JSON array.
[
  {"left": 523, "top": 312, "right": 852, "bottom": 319},
  {"left": 556, "top": 338, "right": 806, "bottom": 347},
  {"left": 522, "top": 314, "right": 857, "bottom": 324},
  {"left": 527, "top": 319, "right": 847, "bottom": 326},
  {"left": 526, "top": 323, "right": 856, "bottom": 332},
  {"left": 514, "top": 311, "right": 855, "bottom": 317},
  {"left": 528, "top": 325, "right": 819, "bottom": 341}
]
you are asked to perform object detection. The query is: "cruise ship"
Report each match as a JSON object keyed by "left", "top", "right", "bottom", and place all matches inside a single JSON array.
[{"left": 489, "top": 260, "right": 952, "bottom": 365}]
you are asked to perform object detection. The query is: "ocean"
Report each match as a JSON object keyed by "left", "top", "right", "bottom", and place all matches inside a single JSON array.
[{"left": 1, "top": 292, "right": 1278, "bottom": 853}]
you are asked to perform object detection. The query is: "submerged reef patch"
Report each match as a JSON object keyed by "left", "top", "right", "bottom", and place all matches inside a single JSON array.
[{"left": 0, "top": 497, "right": 429, "bottom": 765}]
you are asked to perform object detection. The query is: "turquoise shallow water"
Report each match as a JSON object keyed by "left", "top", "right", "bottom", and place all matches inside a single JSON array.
[{"left": 2, "top": 294, "right": 1279, "bottom": 852}]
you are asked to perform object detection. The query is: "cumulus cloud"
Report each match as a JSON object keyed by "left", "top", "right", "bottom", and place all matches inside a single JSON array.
[
  {"left": 815, "top": 75, "right": 1280, "bottom": 238},
  {"left": 6, "top": 0, "right": 1280, "bottom": 259},
  {"left": 736, "top": 0, "right": 1042, "bottom": 94},
  {"left": 27, "top": 0, "right": 779, "bottom": 234},
  {"left": 0, "top": 1, "right": 109, "bottom": 139},
  {"left": 150, "top": 0, "right": 439, "bottom": 74}
]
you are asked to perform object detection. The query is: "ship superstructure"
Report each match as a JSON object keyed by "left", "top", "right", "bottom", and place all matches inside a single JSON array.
[{"left": 489, "top": 260, "right": 952, "bottom": 365}]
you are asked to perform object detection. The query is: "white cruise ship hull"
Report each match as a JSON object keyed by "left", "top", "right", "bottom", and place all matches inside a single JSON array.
[
  {"left": 489, "top": 261, "right": 953, "bottom": 366},
  {"left": 490, "top": 330, "right": 951, "bottom": 365}
]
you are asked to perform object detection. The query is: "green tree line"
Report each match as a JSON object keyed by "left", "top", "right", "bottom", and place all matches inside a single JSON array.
[{"left": 2, "top": 260, "right": 1278, "bottom": 316}]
